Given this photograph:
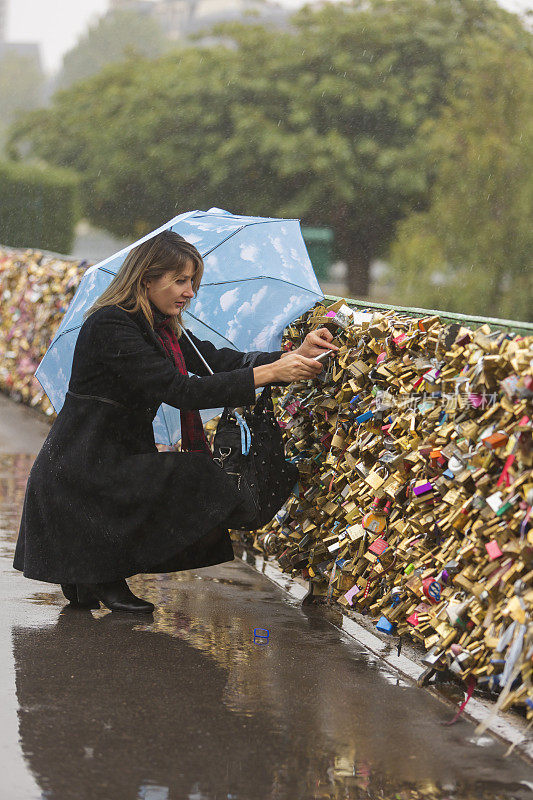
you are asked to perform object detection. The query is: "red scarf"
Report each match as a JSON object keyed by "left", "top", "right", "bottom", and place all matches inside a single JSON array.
[{"left": 154, "top": 319, "right": 212, "bottom": 456}]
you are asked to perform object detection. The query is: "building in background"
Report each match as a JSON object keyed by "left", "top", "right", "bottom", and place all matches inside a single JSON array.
[
  {"left": 0, "top": 0, "right": 46, "bottom": 157},
  {"left": 0, "top": 0, "right": 6, "bottom": 43},
  {"left": 109, "top": 0, "right": 289, "bottom": 42},
  {"left": 0, "top": 39, "right": 43, "bottom": 69},
  {"left": 0, "top": 0, "right": 43, "bottom": 74}
]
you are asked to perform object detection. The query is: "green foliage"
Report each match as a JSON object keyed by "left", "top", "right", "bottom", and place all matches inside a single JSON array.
[
  {"left": 4, "top": 0, "right": 531, "bottom": 301},
  {"left": 388, "top": 35, "right": 533, "bottom": 322},
  {"left": 52, "top": 9, "right": 172, "bottom": 93},
  {"left": 0, "top": 159, "right": 81, "bottom": 254},
  {"left": 6, "top": 48, "right": 248, "bottom": 237}
]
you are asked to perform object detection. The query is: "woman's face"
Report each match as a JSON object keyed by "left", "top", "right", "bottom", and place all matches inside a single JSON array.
[{"left": 144, "top": 260, "right": 196, "bottom": 316}]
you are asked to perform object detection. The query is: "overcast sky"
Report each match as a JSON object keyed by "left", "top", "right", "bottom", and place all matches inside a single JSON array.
[{"left": 5, "top": 0, "right": 533, "bottom": 76}]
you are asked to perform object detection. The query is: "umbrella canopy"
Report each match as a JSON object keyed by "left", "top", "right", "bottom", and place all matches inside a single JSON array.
[{"left": 35, "top": 207, "right": 324, "bottom": 446}]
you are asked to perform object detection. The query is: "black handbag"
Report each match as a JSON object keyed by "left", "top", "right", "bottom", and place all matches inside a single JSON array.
[
  {"left": 212, "top": 384, "right": 300, "bottom": 530},
  {"left": 179, "top": 325, "right": 299, "bottom": 531}
]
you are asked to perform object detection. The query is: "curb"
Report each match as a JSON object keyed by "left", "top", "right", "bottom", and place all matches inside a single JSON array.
[{"left": 236, "top": 545, "right": 533, "bottom": 764}]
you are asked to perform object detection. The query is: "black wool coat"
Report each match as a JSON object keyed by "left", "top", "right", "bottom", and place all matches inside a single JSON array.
[{"left": 13, "top": 304, "right": 283, "bottom": 584}]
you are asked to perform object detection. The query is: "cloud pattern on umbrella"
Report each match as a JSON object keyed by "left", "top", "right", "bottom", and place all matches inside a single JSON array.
[{"left": 35, "top": 208, "right": 323, "bottom": 446}]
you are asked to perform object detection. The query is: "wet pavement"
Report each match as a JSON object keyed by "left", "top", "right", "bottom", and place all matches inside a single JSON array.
[{"left": 1, "top": 396, "right": 532, "bottom": 800}]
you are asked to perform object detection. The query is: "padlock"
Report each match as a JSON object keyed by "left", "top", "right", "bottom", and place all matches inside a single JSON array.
[
  {"left": 445, "top": 594, "right": 470, "bottom": 625},
  {"left": 361, "top": 512, "right": 387, "bottom": 534},
  {"left": 422, "top": 577, "right": 441, "bottom": 604},
  {"left": 364, "top": 464, "right": 388, "bottom": 491},
  {"left": 250, "top": 296, "right": 533, "bottom": 712}
]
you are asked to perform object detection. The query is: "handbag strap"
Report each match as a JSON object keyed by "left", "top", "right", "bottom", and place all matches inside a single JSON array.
[
  {"left": 253, "top": 383, "right": 274, "bottom": 416},
  {"left": 234, "top": 411, "right": 252, "bottom": 454}
]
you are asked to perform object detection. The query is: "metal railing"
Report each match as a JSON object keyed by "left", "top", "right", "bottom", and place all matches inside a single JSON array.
[{"left": 323, "top": 294, "right": 533, "bottom": 337}]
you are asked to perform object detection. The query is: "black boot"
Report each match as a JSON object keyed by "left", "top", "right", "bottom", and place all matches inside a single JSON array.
[
  {"left": 79, "top": 579, "right": 154, "bottom": 613},
  {"left": 61, "top": 583, "right": 100, "bottom": 609}
]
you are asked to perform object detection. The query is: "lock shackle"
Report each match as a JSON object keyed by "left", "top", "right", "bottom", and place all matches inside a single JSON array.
[{"left": 372, "top": 463, "right": 389, "bottom": 478}]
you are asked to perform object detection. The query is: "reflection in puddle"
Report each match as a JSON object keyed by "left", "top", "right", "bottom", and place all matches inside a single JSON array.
[
  {"left": 196, "top": 574, "right": 255, "bottom": 589},
  {"left": 1, "top": 453, "right": 532, "bottom": 800},
  {"left": 0, "top": 454, "right": 36, "bottom": 556}
]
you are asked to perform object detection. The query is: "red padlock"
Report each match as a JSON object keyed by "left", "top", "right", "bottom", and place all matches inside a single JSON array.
[{"left": 422, "top": 577, "right": 441, "bottom": 604}]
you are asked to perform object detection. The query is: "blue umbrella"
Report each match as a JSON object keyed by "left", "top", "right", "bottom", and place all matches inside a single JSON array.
[{"left": 35, "top": 207, "right": 324, "bottom": 446}]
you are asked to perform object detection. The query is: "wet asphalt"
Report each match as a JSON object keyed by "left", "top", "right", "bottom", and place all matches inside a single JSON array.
[{"left": 0, "top": 392, "right": 532, "bottom": 800}]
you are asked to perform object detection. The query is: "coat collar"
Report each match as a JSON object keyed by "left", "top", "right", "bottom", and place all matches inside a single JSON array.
[{"left": 149, "top": 299, "right": 172, "bottom": 327}]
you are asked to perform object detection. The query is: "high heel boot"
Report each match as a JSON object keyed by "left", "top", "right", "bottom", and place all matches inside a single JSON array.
[
  {"left": 61, "top": 583, "right": 100, "bottom": 609},
  {"left": 79, "top": 579, "right": 154, "bottom": 613}
]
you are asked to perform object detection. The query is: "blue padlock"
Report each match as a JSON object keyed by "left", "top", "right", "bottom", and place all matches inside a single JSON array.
[{"left": 376, "top": 616, "right": 395, "bottom": 634}]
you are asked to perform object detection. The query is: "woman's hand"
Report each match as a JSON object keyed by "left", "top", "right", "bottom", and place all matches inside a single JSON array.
[
  {"left": 253, "top": 353, "right": 324, "bottom": 387},
  {"left": 291, "top": 327, "right": 340, "bottom": 359}
]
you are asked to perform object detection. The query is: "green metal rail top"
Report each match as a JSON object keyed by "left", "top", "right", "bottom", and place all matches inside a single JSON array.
[{"left": 323, "top": 294, "right": 533, "bottom": 337}]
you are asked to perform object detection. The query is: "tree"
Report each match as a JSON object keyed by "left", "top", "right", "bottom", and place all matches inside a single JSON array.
[
  {"left": 387, "top": 34, "right": 533, "bottom": 322},
  {"left": 208, "top": 0, "right": 530, "bottom": 295},
  {"left": 52, "top": 9, "right": 172, "bottom": 94},
  {"left": 5, "top": 0, "right": 530, "bottom": 298}
]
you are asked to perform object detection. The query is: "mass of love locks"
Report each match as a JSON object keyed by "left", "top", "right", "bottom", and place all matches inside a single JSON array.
[
  {"left": 0, "top": 246, "right": 88, "bottom": 410},
  {"left": 239, "top": 299, "right": 532, "bottom": 719}
]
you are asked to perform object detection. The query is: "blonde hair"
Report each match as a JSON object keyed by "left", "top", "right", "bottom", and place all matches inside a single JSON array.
[{"left": 83, "top": 230, "right": 204, "bottom": 338}]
